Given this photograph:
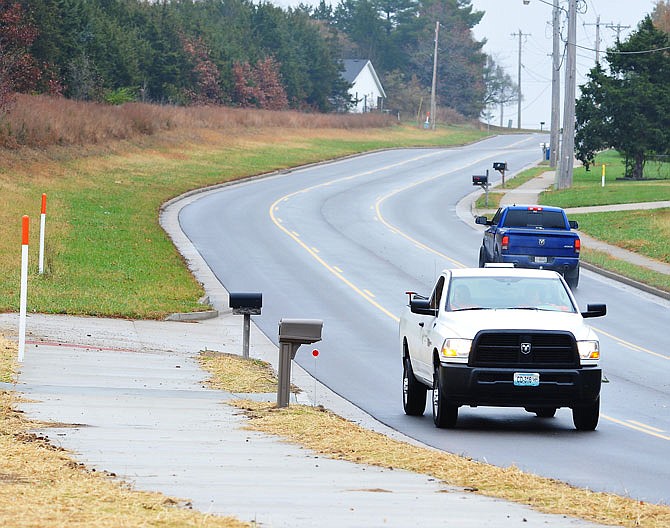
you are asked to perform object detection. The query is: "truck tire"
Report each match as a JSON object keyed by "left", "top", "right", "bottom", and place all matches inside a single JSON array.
[
  {"left": 478, "top": 246, "right": 488, "bottom": 268},
  {"left": 572, "top": 397, "right": 600, "bottom": 431},
  {"left": 432, "top": 365, "right": 458, "bottom": 428},
  {"left": 403, "top": 354, "right": 427, "bottom": 416},
  {"left": 565, "top": 266, "right": 580, "bottom": 289}
]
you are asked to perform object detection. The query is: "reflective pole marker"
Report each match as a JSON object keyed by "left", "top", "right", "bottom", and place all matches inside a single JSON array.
[
  {"left": 39, "top": 194, "right": 46, "bottom": 274},
  {"left": 18, "top": 215, "right": 29, "bottom": 362}
]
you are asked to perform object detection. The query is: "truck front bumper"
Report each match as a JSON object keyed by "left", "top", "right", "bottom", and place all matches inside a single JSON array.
[{"left": 438, "top": 363, "right": 601, "bottom": 408}]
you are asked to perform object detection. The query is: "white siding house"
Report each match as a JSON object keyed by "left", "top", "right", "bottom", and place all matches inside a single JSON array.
[{"left": 342, "top": 59, "right": 386, "bottom": 113}]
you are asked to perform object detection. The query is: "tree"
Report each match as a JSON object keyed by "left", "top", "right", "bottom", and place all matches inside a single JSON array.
[
  {"left": 575, "top": 16, "right": 670, "bottom": 179},
  {"left": 0, "top": 0, "right": 40, "bottom": 110},
  {"left": 652, "top": 0, "right": 670, "bottom": 33},
  {"left": 482, "top": 56, "right": 518, "bottom": 125}
]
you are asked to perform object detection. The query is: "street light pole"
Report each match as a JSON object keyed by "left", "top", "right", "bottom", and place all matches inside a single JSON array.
[
  {"left": 550, "top": 0, "right": 560, "bottom": 168},
  {"left": 558, "top": 0, "right": 576, "bottom": 189},
  {"left": 430, "top": 21, "right": 439, "bottom": 130}
]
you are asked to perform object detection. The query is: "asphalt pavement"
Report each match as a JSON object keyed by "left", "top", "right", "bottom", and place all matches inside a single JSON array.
[{"left": 2, "top": 167, "right": 660, "bottom": 527}]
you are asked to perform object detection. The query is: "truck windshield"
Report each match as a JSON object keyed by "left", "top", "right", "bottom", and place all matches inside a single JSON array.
[{"left": 447, "top": 276, "right": 576, "bottom": 313}]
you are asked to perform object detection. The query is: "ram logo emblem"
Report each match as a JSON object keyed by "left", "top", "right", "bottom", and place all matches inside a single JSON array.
[
  {"left": 538, "top": 238, "right": 546, "bottom": 246},
  {"left": 520, "top": 342, "right": 532, "bottom": 354}
]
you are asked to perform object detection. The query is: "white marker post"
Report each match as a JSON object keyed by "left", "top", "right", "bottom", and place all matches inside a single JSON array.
[
  {"left": 601, "top": 164, "right": 606, "bottom": 188},
  {"left": 38, "top": 193, "right": 46, "bottom": 274},
  {"left": 18, "top": 215, "right": 29, "bottom": 362}
]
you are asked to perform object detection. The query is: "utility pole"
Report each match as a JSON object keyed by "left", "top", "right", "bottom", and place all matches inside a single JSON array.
[
  {"left": 512, "top": 29, "right": 531, "bottom": 129},
  {"left": 606, "top": 22, "right": 630, "bottom": 42},
  {"left": 430, "top": 21, "right": 439, "bottom": 130},
  {"left": 550, "top": 0, "right": 560, "bottom": 168},
  {"left": 558, "top": 0, "right": 576, "bottom": 189},
  {"left": 583, "top": 15, "right": 602, "bottom": 63}
]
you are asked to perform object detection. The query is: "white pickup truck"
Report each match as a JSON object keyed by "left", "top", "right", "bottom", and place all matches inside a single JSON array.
[{"left": 399, "top": 267, "right": 606, "bottom": 430}]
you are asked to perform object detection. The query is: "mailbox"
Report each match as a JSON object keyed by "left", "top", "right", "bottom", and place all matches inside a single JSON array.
[
  {"left": 472, "top": 174, "right": 488, "bottom": 186},
  {"left": 278, "top": 318, "right": 323, "bottom": 345},
  {"left": 229, "top": 292, "right": 262, "bottom": 315},
  {"left": 493, "top": 162, "right": 507, "bottom": 172}
]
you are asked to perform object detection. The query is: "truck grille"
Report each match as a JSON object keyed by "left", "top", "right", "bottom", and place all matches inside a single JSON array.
[{"left": 470, "top": 330, "right": 579, "bottom": 368}]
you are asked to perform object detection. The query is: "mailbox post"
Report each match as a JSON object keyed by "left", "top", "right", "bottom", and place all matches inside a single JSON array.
[
  {"left": 493, "top": 162, "right": 508, "bottom": 188},
  {"left": 472, "top": 170, "right": 490, "bottom": 206},
  {"left": 229, "top": 292, "right": 262, "bottom": 359},
  {"left": 277, "top": 319, "right": 323, "bottom": 408}
]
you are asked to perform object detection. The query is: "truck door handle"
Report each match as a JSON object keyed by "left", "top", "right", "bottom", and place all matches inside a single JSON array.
[{"left": 419, "top": 322, "right": 424, "bottom": 327}]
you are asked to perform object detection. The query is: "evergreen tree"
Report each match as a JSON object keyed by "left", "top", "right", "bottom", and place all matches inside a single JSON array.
[{"left": 576, "top": 16, "right": 670, "bottom": 179}]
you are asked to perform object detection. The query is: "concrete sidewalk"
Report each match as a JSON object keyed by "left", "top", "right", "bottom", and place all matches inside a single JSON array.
[{"left": 0, "top": 182, "right": 612, "bottom": 527}]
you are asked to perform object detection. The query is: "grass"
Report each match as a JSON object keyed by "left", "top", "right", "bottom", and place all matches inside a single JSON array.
[
  {"left": 541, "top": 150, "right": 670, "bottom": 208},
  {"left": 197, "top": 351, "right": 670, "bottom": 528},
  {"left": 0, "top": 113, "right": 490, "bottom": 317}
]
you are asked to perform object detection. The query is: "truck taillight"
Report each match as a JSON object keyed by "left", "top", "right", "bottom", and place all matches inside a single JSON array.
[
  {"left": 575, "top": 238, "right": 581, "bottom": 254},
  {"left": 501, "top": 235, "right": 509, "bottom": 251}
]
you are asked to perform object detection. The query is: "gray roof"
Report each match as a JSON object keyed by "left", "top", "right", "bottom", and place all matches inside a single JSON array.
[{"left": 342, "top": 59, "right": 369, "bottom": 83}]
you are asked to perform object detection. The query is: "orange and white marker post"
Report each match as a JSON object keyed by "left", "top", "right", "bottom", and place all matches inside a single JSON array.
[
  {"left": 18, "top": 215, "right": 29, "bottom": 362},
  {"left": 38, "top": 193, "right": 46, "bottom": 274}
]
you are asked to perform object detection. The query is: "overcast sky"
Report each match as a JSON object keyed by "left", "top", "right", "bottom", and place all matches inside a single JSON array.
[
  {"left": 470, "top": 0, "right": 658, "bottom": 129},
  {"left": 268, "top": 0, "right": 658, "bottom": 128}
]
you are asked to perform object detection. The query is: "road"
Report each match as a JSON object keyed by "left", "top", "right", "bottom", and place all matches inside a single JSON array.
[{"left": 180, "top": 133, "right": 670, "bottom": 504}]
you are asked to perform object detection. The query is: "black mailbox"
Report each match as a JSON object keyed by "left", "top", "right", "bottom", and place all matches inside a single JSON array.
[
  {"left": 472, "top": 174, "right": 488, "bottom": 186},
  {"left": 493, "top": 162, "right": 507, "bottom": 172},
  {"left": 229, "top": 292, "right": 262, "bottom": 315}
]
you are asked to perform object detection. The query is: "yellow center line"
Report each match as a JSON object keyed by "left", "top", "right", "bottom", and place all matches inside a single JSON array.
[
  {"left": 592, "top": 326, "right": 669, "bottom": 360},
  {"left": 601, "top": 414, "right": 670, "bottom": 441}
]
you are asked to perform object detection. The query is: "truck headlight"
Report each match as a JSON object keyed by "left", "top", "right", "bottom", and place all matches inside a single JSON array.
[
  {"left": 577, "top": 340, "right": 600, "bottom": 360},
  {"left": 441, "top": 338, "right": 472, "bottom": 360}
]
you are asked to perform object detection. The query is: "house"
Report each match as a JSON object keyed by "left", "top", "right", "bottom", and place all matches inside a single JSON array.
[{"left": 342, "top": 59, "right": 386, "bottom": 113}]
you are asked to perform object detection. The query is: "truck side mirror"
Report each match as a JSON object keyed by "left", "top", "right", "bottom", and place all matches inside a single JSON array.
[
  {"left": 410, "top": 297, "right": 438, "bottom": 316},
  {"left": 569, "top": 220, "right": 579, "bottom": 229},
  {"left": 581, "top": 304, "right": 606, "bottom": 318},
  {"left": 475, "top": 216, "right": 491, "bottom": 226}
]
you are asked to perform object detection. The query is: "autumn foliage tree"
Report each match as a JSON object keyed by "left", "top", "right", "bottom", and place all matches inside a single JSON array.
[
  {"left": 232, "top": 57, "right": 289, "bottom": 110},
  {"left": 180, "top": 33, "right": 224, "bottom": 105},
  {"left": 0, "top": 1, "right": 40, "bottom": 111}
]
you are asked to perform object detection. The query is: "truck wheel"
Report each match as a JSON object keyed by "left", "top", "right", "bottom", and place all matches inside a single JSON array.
[
  {"left": 565, "top": 266, "right": 580, "bottom": 289},
  {"left": 432, "top": 365, "right": 458, "bottom": 428},
  {"left": 572, "top": 397, "right": 600, "bottom": 431},
  {"left": 478, "top": 246, "right": 488, "bottom": 268},
  {"left": 403, "top": 355, "right": 427, "bottom": 416}
]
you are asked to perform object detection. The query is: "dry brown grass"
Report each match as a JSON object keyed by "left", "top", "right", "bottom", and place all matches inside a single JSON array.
[
  {"left": 0, "top": 94, "right": 396, "bottom": 149},
  {"left": 0, "top": 336, "right": 249, "bottom": 527},
  {"left": 197, "top": 351, "right": 670, "bottom": 528}
]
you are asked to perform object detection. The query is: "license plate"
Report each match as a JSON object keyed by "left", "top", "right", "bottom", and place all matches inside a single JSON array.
[
  {"left": 534, "top": 256, "right": 548, "bottom": 263},
  {"left": 514, "top": 372, "right": 540, "bottom": 387}
]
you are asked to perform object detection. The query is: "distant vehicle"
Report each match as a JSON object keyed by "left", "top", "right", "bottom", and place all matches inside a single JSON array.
[
  {"left": 475, "top": 205, "right": 581, "bottom": 288},
  {"left": 399, "top": 267, "right": 606, "bottom": 430}
]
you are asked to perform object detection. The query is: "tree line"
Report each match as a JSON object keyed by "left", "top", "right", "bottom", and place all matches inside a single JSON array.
[{"left": 0, "top": 0, "right": 517, "bottom": 119}]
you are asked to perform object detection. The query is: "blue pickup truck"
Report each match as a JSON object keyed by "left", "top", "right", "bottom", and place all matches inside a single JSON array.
[{"left": 475, "top": 205, "right": 581, "bottom": 288}]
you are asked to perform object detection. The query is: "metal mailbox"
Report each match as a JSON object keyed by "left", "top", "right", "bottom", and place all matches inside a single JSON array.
[
  {"left": 229, "top": 292, "right": 262, "bottom": 315},
  {"left": 278, "top": 318, "right": 323, "bottom": 345},
  {"left": 472, "top": 174, "right": 488, "bottom": 186},
  {"left": 493, "top": 162, "right": 508, "bottom": 172},
  {"left": 277, "top": 318, "right": 323, "bottom": 408}
]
